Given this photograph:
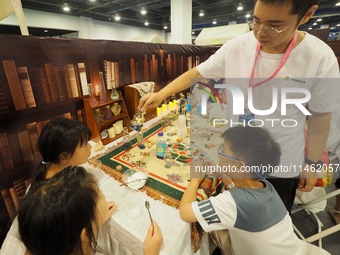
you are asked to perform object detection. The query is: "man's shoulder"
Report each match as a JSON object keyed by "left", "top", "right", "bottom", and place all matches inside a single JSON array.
[
  {"left": 220, "top": 32, "right": 257, "bottom": 50},
  {"left": 302, "top": 32, "right": 335, "bottom": 55}
]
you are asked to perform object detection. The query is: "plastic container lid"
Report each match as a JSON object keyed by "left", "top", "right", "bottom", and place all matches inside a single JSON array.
[{"left": 158, "top": 131, "right": 164, "bottom": 136}]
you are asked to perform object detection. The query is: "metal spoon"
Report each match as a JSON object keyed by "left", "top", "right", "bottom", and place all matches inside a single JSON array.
[
  {"left": 119, "top": 178, "right": 148, "bottom": 186},
  {"left": 145, "top": 201, "right": 154, "bottom": 232}
]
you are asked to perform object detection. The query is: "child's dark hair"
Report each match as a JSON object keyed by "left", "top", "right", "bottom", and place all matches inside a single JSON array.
[
  {"left": 35, "top": 118, "right": 92, "bottom": 182},
  {"left": 221, "top": 126, "right": 281, "bottom": 178},
  {"left": 254, "top": 0, "right": 319, "bottom": 19},
  {"left": 18, "top": 166, "right": 98, "bottom": 255}
]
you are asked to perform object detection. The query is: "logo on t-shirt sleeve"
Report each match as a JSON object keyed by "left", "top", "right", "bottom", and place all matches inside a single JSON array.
[{"left": 198, "top": 200, "right": 221, "bottom": 225}]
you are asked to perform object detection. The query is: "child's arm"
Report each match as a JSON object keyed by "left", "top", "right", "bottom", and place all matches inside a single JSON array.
[{"left": 179, "top": 178, "right": 203, "bottom": 222}]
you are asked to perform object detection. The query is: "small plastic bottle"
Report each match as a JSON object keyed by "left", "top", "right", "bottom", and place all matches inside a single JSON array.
[
  {"left": 186, "top": 93, "right": 192, "bottom": 113},
  {"left": 156, "top": 131, "right": 166, "bottom": 159},
  {"left": 177, "top": 109, "right": 187, "bottom": 138},
  {"left": 196, "top": 97, "right": 202, "bottom": 115}
]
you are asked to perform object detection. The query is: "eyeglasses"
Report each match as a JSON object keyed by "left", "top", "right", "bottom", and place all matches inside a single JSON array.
[
  {"left": 248, "top": 21, "right": 289, "bottom": 37},
  {"left": 217, "top": 144, "right": 264, "bottom": 179},
  {"left": 217, "top": 144, "right": 247, "bottom": 164}
]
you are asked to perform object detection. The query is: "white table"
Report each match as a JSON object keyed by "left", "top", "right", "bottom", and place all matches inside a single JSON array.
[{"left": 84, "top": 115, "right": 209, "bottom": 255}]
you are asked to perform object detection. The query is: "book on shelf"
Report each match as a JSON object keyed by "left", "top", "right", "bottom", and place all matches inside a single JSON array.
[
  {"left": 66, "top": 64, "right": 80, "bottom": 98},
  {"left": 0, "top": 148, "right": 4, "bottom": 174},
  {"left": 17, "top": 66, "right": 36, "bottom": 108},
  {"left": 0, "top": 86, "right": 10, "bottom": 115},
  {"left": 28, "top": 67, "right": 46, "bottom": 106},
  {"left": 0, "top": 69, "right": 14, "bottom": 112},
  {"left": 62, "top": 66, "right": 73, "bottom": 99},
  {"left": 180, "top": 56, "right": 184, "bottom": 74},
  {"left": 24, "top": 178, "right": 31, "bottom": 188},
  {"left": 1, "top": 189, "right": 17, "bottom": 221},
  {"left": 13, "top": 178, "right": 27, "bottom": 201},
  {"left": 119, "top": 59, "right": 131, "bottom": 86},
  {"left": 113, "top": 62, "right": 120, "bottom": 87},
  {"left": 45, "top": 63, "right": 60, "bottom": 103},
  {"left": 0, "top": 133, "right": 14, "bottom": 171},
  {"left": 36, "top": 120, "right": 49, "bottom": 136},
  {"left": 104, "top": 60, "right": 113, "bottom": 89},
  {"left": 2, "top": 60, "right": 26, "bottom": 110},
  {"left": 143, "top": 54, "right": 149, "bottom": 81},
  {"left": 187, "top": 56, "right": 193, "bottom": 70},
  {"left": 77, "top": 63, "right": 89, "bottom": 95},
  {"left": 173, "top": 54, "right": 177, "bottom": 78},
  {"left": 17, "top": 130, "right": 35, "bottom": 163},
  {"left": 166, "top": 54, "right": 173, "bottom": 79},
  {"left": 9, "top": 187, "right": 19, "bottom": 212},
  {"left": 7, "top": 133, "right": 24, "bottom": 168},
  {"left": 135, "top": 57, "right": 144, "bottom": 83},
  {"left": 130, "top": 58, "right": 136, "bottom": 84},
  {"left": 54, "top": 66, "right": 68, "bottom": 101},
  {"left": 37, "top": 67, "right": 52, "bottom": 104},
  {"left": 26, "top": 122, "right": 41, "bottom": 162},
  {"left": 150, "top": 54, "right": 156, "bottom": 82},
  {"left": 63, "top": 112, "right": 72, "bottom": 119}
]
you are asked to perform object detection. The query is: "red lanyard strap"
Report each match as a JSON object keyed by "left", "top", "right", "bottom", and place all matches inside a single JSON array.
[{"left": 249, "top": 32, "right": 298, "bottom": 89}]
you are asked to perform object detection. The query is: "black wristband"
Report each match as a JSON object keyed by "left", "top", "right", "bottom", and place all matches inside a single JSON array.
[
  {"left": 305, "top": 158, "right": 323, "bottom": 170},
  {"left": 305, "top": 158, "right": 320, "bottom": 166}
]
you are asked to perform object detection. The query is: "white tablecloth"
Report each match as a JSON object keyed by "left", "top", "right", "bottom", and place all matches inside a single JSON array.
[{"left": 84, "top": 113, "right": 209, "bottom": 255}]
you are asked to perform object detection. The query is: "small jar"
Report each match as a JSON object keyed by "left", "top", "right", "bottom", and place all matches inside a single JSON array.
[{"left": 105, "top": 105, "right": 113, "bottom": 119}]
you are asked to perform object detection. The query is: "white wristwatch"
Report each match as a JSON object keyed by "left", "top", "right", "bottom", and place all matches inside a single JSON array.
[{"left": 226, "top": 181, "right": 235, "bottom": 190}]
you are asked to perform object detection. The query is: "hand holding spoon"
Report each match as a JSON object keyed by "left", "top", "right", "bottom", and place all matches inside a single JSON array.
[{"left": 145, "top": 201, "right": 154, "bottom": 233}]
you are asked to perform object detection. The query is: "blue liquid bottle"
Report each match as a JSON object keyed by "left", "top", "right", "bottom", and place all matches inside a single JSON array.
[{"left": 156, "top": 131, "right": 166, "bottom": 159}]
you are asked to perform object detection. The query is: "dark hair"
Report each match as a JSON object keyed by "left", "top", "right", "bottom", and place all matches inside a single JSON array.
[
  {"left": 35, "top": 118, "right": 92, "bottom": 182},
  {"left": 221, "top": 126, "right": 281, "bottom": 177},
  {"left": 254, "top": 0, "right": 319, "bottom": 18},
  {"left": 18, "top": 166, "right": 98, "bottom": 255}
]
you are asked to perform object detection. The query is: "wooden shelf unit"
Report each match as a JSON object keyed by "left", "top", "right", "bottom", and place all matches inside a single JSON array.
[{"left": 83, "top": 91, "right": 130, "bottom": 145}]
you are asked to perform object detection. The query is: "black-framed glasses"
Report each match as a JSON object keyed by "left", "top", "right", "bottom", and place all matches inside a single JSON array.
[{"left": 248, "top": 21, "right": 289, "bottom": 37}]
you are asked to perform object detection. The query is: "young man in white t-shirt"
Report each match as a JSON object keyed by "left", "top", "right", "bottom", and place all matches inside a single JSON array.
[
  {"left": 179, "top": 126, "right": 301, "bottom": 255},
  {"left": 140, "top": 1, "right": 340, "bottom": 213}
]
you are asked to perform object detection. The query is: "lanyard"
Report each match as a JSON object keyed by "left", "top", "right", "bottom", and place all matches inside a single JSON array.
[{"left": 249, "top": 32, "right": 297, "bottom": 89}]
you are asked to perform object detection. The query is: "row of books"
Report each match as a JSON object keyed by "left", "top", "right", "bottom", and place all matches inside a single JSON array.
[
  {"left": 0, "top": 60, "right": 90, "bottom": 113},
  {"left": 0, "top": 110, "right": 85, "bottom": 174},
  {"left": 1, "top": 178, "right": 31, "bottom": 221},
  {"left": 0, "top": 53, "right": 208, "bottom": 115},
  {"left": 103, "top": 53, "right": 208, "bottom": 89}
]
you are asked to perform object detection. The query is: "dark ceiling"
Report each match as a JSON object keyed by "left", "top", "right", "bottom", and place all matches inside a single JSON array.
[{"left": 7, "top": 0, "right": 340, "bottom": 37}]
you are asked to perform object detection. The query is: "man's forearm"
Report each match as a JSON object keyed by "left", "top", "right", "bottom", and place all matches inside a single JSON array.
[
  {"left": 158, "top": 67, "right": 202, "bottom": 100},
  {"left": 306, "top": 112, "right": 331, "bottom": 162}
]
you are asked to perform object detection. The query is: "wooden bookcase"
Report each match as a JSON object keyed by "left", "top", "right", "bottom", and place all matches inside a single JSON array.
[{"left": 83, "top": 91, "right": 130, "bottom": 145}]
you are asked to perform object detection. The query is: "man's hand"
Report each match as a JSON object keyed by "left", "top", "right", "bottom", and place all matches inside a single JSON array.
[
  {"left": 139, "top": 92, "right": 163, "bottom": 112},
  {"left": 297, "top": 163, "right": 318, "bottom": 192},
  {"left": 143, "top": 220, "right": 163, "bottom": 255}
]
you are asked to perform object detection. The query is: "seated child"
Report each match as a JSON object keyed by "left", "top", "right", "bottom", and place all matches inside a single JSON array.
[
  {"left": 18, "top": 166, "right": 163, "bottom": 255},
  {"left": 179, "top": 126, "right": 301, "bottom": 255},
  {"left": 0, "top": 117, "right": 95, "bottom": 255}
]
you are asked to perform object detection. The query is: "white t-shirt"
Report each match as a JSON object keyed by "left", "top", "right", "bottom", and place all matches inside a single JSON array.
[
  {"left": 197, "top": 32, "right": 340, "bottom": 177},
  {"left": 192, "top": 180, "right": 301, "bottom": 255}
]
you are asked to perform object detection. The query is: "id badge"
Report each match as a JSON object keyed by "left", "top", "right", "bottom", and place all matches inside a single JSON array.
[{"left": 238, "top": 108, "right": 254, "bottom": 124}]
